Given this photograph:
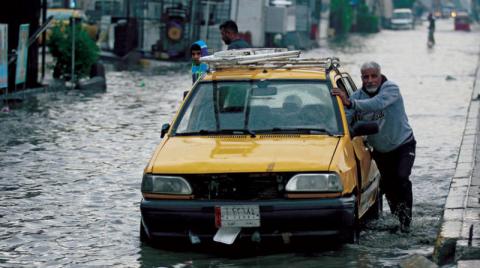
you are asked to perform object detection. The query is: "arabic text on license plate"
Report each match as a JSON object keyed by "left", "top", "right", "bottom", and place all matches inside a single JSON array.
[{"left": 215, "top": 205, "right": 260, "bottom": 228}]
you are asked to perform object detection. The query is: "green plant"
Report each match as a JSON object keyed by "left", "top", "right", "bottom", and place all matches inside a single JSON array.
[
  {"left": 48, "top": 23, "right": 99, "bottom": 80},
  {"left": 393, "top": 0, "right": 415, "bottom": 8},
  {"left": 355, "top": 4, "right": 380, "bottom": 33},
  {"left": 330, "top": 0, "right": 353, "bottom": 35}
]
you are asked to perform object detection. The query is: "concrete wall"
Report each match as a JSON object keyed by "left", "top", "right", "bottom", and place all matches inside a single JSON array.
[
  {"left": 319, "top": 0, "right": 330, "bottom": 40},
  {"left": 368, "top": 0, "right": 394, "bottom": 19},
  {"left": 230, "top": 0, "right": 267, "bottom": 47}
]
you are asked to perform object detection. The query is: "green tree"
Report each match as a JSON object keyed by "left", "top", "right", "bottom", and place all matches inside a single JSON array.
[
  {"left": 330, "top": 0, "right": 353, "bottom": 35},
  {"left": 48, "top": 23, "right": 99, "bottom": 80},
  {"left": 393, "top": 0, "right": 415, "bottom": 8},
  {"left": 355, "top": 4, "right": 380, "bottom": 33}
]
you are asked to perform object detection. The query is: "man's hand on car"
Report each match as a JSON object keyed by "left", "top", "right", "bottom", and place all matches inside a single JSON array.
[{"left": 331, "top": 88, "right": 351, "bottom": 107}]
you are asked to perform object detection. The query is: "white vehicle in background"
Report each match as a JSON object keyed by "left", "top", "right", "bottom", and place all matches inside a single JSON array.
[{"left": 391, "top": 8, "right": 415, "bottom": 30}]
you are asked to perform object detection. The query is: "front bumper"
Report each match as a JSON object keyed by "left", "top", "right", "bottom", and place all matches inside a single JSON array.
[
  {"left": 140, "top": 195, "right": 356, "bottom": 243},
  {"left": 391, "top": 23, "right": 412, "bottom": 30}
]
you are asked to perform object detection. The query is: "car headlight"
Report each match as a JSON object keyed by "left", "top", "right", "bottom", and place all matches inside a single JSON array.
[
  {"left": 285, "top": 173, "right": 343, "bottom": 192},
  {"left": 141, "top": 174, "right": 192, "bottom": 195}
]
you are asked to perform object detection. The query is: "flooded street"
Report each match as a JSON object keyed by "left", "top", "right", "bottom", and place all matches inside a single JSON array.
[{"left": 1, "top": 19, "right": 480, "bottom": 267}]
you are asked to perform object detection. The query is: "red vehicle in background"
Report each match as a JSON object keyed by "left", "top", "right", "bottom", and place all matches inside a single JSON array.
[{"left": 454, "top": 12, "right": 471, "bottom": 31}]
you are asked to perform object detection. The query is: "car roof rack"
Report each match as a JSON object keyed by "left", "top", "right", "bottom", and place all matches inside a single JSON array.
[{"left": 201, "top": 48, "right": 340, "bottom": 71}]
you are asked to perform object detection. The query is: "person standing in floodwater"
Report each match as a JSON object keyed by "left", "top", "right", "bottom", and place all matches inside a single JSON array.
[
  {"left": 333, "top": 61, "right": 416, "bottom": 233},
  {"left": 190, "top": 40, "right": 209, "bottom": 84},
  {"left": 427, "top": 13, "right": 435, "bottom": 47}
]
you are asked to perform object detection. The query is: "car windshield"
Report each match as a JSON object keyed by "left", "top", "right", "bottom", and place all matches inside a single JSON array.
[
  {"left": 95, "top": 1, "right": 121, "bottom": 12},
  {"left": 392, "top": 12, "right": 412, "bottom": 19},
  {"left": 172, "top": 80, "right": 342, "bottom": 136}
]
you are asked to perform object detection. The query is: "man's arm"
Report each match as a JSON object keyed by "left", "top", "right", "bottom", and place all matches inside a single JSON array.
[
  {"left": 352, "top": 82, "right": 400, "bottom": 112},
  {"left": 331, "top": 88, "right": 351, "bottom": 107},
  {"left": 331, "top": 88, "right": 355, "bottom": 125},
  {"left": 333, "top": 81, "right": 401, "bottom": 113}
]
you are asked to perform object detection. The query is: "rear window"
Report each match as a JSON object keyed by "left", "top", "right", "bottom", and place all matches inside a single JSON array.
[
  {"left": 94, "top": 1, "right": 121, "bottom": 12},
  {"left": 392, "top": 11, "right": 412, "bottom": 19},
  {"left": 455, "top": 17, "right": 469, "bottom": 23},
  {"left": 172, "top": 80, "right": 343, "bottom": 136},
  {"left": 48, "top": 10, "right": 87, "bottom": 21}
]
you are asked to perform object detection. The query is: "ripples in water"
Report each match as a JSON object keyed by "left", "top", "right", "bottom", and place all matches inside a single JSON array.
[{"left": 1, "top": 19, "right": 479, "bottom": 267}]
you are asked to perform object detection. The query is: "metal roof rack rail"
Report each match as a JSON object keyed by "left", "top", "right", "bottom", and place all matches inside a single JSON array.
[{"left": 201, "top": 48, "right": 340, "bottom": 71}]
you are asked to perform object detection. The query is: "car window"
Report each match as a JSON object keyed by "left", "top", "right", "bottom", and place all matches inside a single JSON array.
[
  {"left": 48, "top": 10, "right": 74, "bottom": 20},
  {"left": 340, "top": 77, "right": 354, "bottom": 95},
  {"left": 392, "top": 12, "right": 412, "bottom": 19},
  {"left": 336, "top": 77, "right": 353, "bottom": 96},
  {"left": 455, "top": 17, "right": 469, "bottom": 23},
  {"left": 343, "top": 74, "right": 358, "bottom": 91},
  {"left": 48, "top": 10, "right": 87, "bottom": 21},
  {"left": 173, "top": 80, "right": 343, "bottom": 135},
  {"left": 95, "top": 1, "right": 121, "bottom": 12}
]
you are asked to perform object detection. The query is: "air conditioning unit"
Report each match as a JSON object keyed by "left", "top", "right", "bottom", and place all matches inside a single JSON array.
[{"left": 265, "top": 6, "right": 296, "bottom": 34}]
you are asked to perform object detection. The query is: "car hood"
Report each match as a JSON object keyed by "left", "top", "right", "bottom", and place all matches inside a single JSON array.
[{"left": 150, "top": 136, "right": 340, "bottom": 174}]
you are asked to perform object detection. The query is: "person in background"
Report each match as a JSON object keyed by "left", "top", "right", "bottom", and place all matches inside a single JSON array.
[
  {"left": 191, "top": 40, "right": 209, "bottom": 84},
  {"left": 427, "top": 13, "right": 435, "bottom": 46},
  {"left": 332, "top": 61, "right": 416, "bottom": 233},
  {"left": 219, "top": 20, "right": 251, "bottom": 50}
]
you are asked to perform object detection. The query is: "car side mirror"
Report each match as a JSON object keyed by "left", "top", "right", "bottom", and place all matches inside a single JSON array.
[
  {"left": 183, "top": 90, "right": 189, "bottom": 100},
  {"left": 161, "top": 123, "right": 170, "bottom": 138},
  {"left": 352, "top": 122, "right": 378, "bottom": 137}
]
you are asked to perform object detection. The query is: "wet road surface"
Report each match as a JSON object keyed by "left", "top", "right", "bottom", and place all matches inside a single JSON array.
[{"left": 1, "top": 19, "right": 479, "bottom": 267}]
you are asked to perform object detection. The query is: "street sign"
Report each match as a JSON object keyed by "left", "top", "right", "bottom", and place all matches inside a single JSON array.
[
  {"left": 0, "top": 24, "right": 7, "bottom": 88},
  {"left": 15, "top": 24, "right": 29, "bottom": 85}
]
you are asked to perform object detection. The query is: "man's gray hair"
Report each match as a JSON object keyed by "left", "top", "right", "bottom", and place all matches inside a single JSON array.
[{"left": 361, "top": 61, "right": 381, "bottom": 72}]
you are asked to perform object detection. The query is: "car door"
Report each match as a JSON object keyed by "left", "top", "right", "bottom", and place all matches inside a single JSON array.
[{"left": 335, "top": 73, "right": 378, "bottom": 216}]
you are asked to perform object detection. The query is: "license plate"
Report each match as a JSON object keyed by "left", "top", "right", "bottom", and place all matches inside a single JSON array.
[{"left": 215, "top": 205, "right": 260, "bottom": 228}]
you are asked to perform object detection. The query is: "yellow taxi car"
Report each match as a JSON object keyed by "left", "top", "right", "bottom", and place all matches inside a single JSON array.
[
  {"left": 140, "top": 49, "right": 382, "bottom": 246},
  {"left": 39, "top": 8, "right": 98, "bottom": 44}
]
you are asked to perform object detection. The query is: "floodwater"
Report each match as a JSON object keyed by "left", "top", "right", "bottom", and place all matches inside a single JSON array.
[{"left": 1, "top": 19, "right": 479, "bottom": 267}]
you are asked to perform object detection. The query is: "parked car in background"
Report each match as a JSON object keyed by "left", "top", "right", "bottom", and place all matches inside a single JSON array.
[
  {"left": 454, "top": 12, "right": 471, "bottom": 31},
  {"left": 441, "top": 3, "right": 455, "bottom": 18},
  {"left": 39, "top": 8, "right": 98, "bottom": 44},
  {"left": 391, "top": 8, "right": 415, "bottom": 30},
  {"left": 139, "top": 49, "right": 382, "bottom": 247}
]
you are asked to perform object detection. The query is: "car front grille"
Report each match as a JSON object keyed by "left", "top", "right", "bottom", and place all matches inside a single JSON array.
[{"left": 184, "top": 173, "right": 293, "bottom": 200}]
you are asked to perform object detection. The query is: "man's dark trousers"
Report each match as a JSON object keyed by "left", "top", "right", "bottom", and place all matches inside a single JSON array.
[{"left": 373, "top": 138, "right": 416, "bottom": 229}]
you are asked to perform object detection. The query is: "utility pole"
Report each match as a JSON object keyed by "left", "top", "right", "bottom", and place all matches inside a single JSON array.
[
  {"left": 433, "top": 0, "right": 441, "bottom": 16},
  {"left": 41, "top": 0, "right": 46, "bottom": 81},
  {"left": 473, "top": 0, "right": 479, "bottom": 21}
]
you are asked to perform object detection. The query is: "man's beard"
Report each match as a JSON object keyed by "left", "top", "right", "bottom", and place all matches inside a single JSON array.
[{"left": 365, "top": 86, "right": 378, "bottom": 94}]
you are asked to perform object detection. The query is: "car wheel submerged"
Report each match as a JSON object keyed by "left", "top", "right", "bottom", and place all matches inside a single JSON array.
[
  {"left": 140, "top": 221, "right": 150, "bottom": 243},
  {"left": 345, "top": 202, "right": 360, "bottom": 244}
]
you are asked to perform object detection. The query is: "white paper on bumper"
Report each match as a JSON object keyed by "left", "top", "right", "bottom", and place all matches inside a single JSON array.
[{"left": 213, "top": 227, "right": 241, "bottom": 244}]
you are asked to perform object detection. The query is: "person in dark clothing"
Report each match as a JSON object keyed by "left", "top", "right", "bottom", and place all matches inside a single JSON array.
[
  {"left": 332, "top": 61, "right": 416, "bottom": 233},
  {"left": 427, "top": 13, "right": 435, "bottom": 46},
  {"left": 219, "top": 20, "right": 251, "bottom": 50}
]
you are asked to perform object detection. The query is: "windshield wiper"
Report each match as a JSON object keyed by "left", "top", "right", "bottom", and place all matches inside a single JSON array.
[
  {"left": 256, "top": 127, "right": 335, "bottom": 136},
  {"left": 176, "top": 129, "right": 256, "bottom": 137},
  {"left": 217, "top": 129, "right": 256, "bottom": 137}
]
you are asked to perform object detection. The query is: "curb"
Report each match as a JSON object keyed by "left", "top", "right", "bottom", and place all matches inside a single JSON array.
[
  {"left": 0, "top": 80, "right": 105, "bottom": 103},
  {"left": 433, "top": 54, "right": 480, "bottom": 265}
]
